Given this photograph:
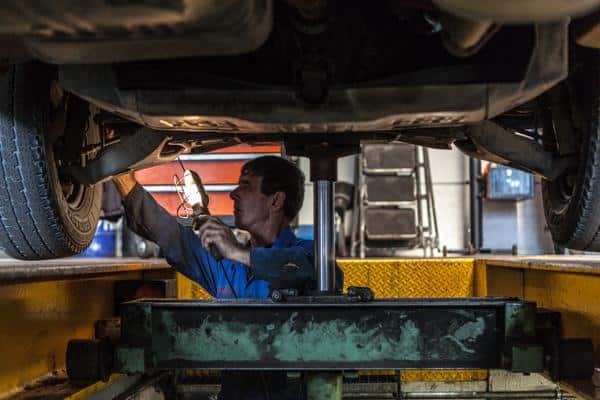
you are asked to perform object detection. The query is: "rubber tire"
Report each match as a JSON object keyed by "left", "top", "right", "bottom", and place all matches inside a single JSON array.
[
  {"left": 542, "top": 48, "right": 600, "bottom": 251},
  {"left": 0, "top": 63, "right": 102, "bottom": 259}
]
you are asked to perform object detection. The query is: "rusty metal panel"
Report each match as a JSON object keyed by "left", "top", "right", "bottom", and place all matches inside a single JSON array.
[{"left": 117, "top": 298, "right": 525, "bottom": 372}]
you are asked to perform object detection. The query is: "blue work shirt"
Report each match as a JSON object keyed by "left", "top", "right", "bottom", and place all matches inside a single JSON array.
[
  {"left": 124, "top": 183, "right": 343, "bottom": 298},
  {"left": 161, "top": 223, "right": 317, "bottom": 298}
]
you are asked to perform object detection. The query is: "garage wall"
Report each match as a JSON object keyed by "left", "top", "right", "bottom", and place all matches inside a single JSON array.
[
  {"left": 482, "top": 200, "right": 518, "bottom": 251},
  {"left": 516, "top": 179, "right": 555, "bottom": 254},
  {"left": 427, "top": 148, "right": 470, "bottom": 253},
  {"left": 430, "top": 153, "right": 554, "bottom": 255},
  {"left": 482, "top": 176, "right": 555, "bottom": 255}
]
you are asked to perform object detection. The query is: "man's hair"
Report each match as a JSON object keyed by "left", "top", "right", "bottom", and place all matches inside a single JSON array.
[{"left": 242, "top": 156, "right": 305, "bottom": 220}]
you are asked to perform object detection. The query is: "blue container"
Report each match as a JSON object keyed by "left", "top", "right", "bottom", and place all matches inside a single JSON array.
[{"left": 80, "top": 220, "right": 117, "bottom": 257}]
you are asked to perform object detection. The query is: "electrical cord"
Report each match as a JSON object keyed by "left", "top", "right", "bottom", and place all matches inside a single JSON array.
[{"left": 217, "top": 259, "right": 238, "bottom": 299}]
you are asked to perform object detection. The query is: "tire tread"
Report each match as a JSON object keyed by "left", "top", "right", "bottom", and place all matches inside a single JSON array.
[{"left": 0, "top": 63, "right": 99, "bottom": 259}]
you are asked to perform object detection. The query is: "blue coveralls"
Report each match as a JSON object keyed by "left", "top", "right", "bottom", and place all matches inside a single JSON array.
[{"left": 123, "top": 183, "right": 343, "bottom": 399}]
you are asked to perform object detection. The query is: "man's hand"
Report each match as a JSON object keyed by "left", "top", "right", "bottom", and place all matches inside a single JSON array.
[
  {"left": 197, "top": 217, "right": 250, "bottom": 265},
  {"left": 113, "top": 172, "right": 137, "bottom": 198}
]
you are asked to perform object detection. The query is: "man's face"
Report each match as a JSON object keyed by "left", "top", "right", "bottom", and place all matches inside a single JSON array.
[{"left": 230, "top": 172, "right": 271, "bottom": 231}]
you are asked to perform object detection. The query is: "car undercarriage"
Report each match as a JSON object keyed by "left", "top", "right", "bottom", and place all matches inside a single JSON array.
[{"left": 0, "top": 0, "right": 598, "bottom": 258}]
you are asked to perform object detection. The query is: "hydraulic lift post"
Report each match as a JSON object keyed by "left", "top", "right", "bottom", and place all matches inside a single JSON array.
[
  {"left": 305, "top": 143, "right": 359, "bottom": 399},
  {"left": 309, "top": 146, "right": 348, "bottom": 293}
]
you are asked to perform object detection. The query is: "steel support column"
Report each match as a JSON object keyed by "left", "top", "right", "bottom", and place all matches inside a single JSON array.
[
  {"left": 314, "top": 180, "right": 335, "bottom": 292},
  {"left": 285, "top": 139, "right": 359, "bottom": 293},
  {"left": 469, "top": 158, "right": 482, "bottom": 252},
  {"left": 309, "top": 153, "right": 339, "bottom": 293}
]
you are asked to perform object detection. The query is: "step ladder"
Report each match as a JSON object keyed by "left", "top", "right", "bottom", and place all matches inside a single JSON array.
[{"left": 351, "top": 143, "right": 439, "bottom": 257}]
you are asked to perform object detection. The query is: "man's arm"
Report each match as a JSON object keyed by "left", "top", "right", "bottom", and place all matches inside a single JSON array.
[
  {"left": 195, "top": 218, "right": 250, "bottom": 265},
  {"left": 194, "top": 220, "right": 321, "bottom": 284},
  {"left": 113, "top": 173, "right": 137, "bottom": 199},
  {"left": 113, "top": 173, "right": 220, "bottom": 296}
]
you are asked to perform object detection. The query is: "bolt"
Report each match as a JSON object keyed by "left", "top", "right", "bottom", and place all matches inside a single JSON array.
[{"left": 271, "top": 290, "right": 283, "bottom": 302}]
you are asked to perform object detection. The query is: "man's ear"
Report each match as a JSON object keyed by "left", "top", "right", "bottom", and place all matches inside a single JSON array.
[{"left": 271, "top": 191, "right": 286, "bottom": 212}]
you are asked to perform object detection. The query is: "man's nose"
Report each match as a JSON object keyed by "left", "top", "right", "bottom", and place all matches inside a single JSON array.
[{"left": 230, "top": 187, "right": 239, "bottom": 200}]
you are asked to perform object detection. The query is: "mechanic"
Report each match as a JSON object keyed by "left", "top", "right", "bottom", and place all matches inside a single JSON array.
[{"left": 113, "top": 155, "right": 343, "bottom": 400}]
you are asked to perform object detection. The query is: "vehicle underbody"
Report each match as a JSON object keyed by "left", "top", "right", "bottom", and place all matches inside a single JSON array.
[
  {"left": 0, "top": 0, "right": 598, "bottom": 258},
  {"left": 53, "top": 9, "right": 576, "bottom": 182}
]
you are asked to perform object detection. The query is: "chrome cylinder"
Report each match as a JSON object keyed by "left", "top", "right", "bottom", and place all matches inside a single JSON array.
[{"left": 314, "top": 180, "right": 335, "bottom": 292}]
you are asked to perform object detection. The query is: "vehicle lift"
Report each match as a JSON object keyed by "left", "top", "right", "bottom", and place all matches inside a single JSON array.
[{"left": 65, "top": 139, "right": 594, "bottom": 399}]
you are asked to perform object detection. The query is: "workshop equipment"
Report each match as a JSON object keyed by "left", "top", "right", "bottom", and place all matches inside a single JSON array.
[{"left": 353, "top": 143, "right": 439, "bottom": 258}]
